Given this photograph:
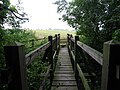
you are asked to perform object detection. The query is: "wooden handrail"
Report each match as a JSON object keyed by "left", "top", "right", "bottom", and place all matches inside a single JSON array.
[
  {"left": 77, "top": 41, "right": 103, "bottom": 65},
  {"left": 67, "top": 34, "right": 120, "bottom": 90},
  {"left": 68, "top": 33, "right": 103, "bottom": 65},
  {"left": 25, "top": 42, "right": 50, "bottom": 66},
  {"left": 3, "top": 34, "right": 60, "bottom": 90}
]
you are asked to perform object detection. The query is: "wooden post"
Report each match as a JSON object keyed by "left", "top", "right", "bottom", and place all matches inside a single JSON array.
[
  {"left": 0, "top": 69, "right": 8, "bottom": 84},
  {"left": 4, "top": 42, "right": 28, "bottom": 90},
  {"left": 58, "top": 34, "right": 60, "bottom": 48},
  {"left": 48, "top": 36, "right": 53, "bottom": 86},
  {"left": 70, "top": 34, "right": 73, "bottom": 50},
  {"left": 101, "top": 40, "right": 120, "bottom": 90},
  {"left": 55, "top": 34, "right": 57, "bottom": 50},
  {"left": 74, "top": 36, "right": 79, "bottom": 75},
  {"left": 67, "top": 34, "right": 70, "bottom": 45}
]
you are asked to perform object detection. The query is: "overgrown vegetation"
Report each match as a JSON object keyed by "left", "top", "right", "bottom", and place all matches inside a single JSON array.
[
  {"left": 0, "top": 1, "right": 49, "bottom": 89},
  {"left": 0, "top": 29, "right": 49, "bottom": 90}
]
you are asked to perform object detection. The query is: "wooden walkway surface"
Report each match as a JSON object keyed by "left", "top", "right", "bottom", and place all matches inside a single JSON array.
[{"left": 51, "top": 46, "right": 78, "bottom": 90}]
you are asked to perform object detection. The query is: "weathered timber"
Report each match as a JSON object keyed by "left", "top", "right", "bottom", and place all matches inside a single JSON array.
[
  {"left": 48, "top": 36, "right": 54, "bottom": 86},
  {"left": 77, "top": 41, "right": 103, "bottom": 65},
  {"left": 68, "top": 37, "right": 91, "bottom": 90},
  {"left": 4, "top": 42, "right": 28, "bottom": 90},
  {"left": 101, "top": 40, "right": 120, "bottom": 90},
  {"left": 51, "top": 47, "right": 78, "bottom": 90},
  {"left": 25, "top": 42, "right": 50, "bottom": 66},
  {"left": 51, "top": 86, "right": 78, "bottom": 90},
  {"left": 77, "top": 64, "right": 91, "bottom": 90},
  {"left": 74, "top": 36, "right": 79, "bottom": 75}
]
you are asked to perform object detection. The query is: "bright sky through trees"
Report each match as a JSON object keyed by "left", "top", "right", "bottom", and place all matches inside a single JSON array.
[{"left": 10, "top": 0, "right": 73, "bottom": 30}]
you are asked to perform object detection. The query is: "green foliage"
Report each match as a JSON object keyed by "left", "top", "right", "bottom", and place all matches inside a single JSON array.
[
  {"left": 55, "top": 0, "right": 120, "bottom": 89},
  {"left": 0, "top": 0, "right": 28, "bottom": 28},
  {"left": 0, "top": 29, "right": 49, "bottom": 89},
  {"left": 112, "top": 29, "right": 120, "bottom": 41},
  {"left": 27, "top": 55, "right": 49, "bottom": 90},
  {"left": 55, "top": 0, "right": 120, "bottom": 52},
  {"left": 0, "top": 28, "right": 6, "bottom": 67}
]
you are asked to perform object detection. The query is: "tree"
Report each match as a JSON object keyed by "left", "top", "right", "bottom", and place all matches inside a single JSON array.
[
  {"left": 55, "top": 0, "right": 120, "bottom": 52},
  {"left": 0, "top": 0, "right": 28, "bottom": 28},
  {"left": 0, "top": 0, "right": 28, "bottom": 67}
]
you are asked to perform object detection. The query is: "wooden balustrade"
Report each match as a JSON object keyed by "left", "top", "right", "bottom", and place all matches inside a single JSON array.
[
  {"left": 0, "top": 34, "right": 60, "bottom": 90},
  {"left": 67, "top": 34, "right": 120, "bottom": 90}
]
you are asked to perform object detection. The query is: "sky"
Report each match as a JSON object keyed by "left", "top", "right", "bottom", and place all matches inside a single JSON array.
[{"left": 10, "top": 0, "right": 73, "bottom": 30}]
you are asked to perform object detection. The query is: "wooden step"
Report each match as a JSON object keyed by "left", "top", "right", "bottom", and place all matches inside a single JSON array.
[
  {"left": 54, "top": 71, "right": 74, "bottom": 74},
  {"left": 52, "top": 80, "right": 77, "bottom": 86},
  {"left": 53, "top": 76, "right": 76, "bottom": 81},
  {"left": 55, "top": 67, "right": 73, "bottom": 71},
  {"left": 51, "top": 47, "right": 78, "bottom": 90},
  {"left": 56, "top": 66, "right": 72, "bottom": 68},
  {"left": 57, "top": 62, "right": 72, "bottom": 66},
  {"left": 54, "top": 73, "right": 75, "bottom": 77},
  {"left": 51, "top": 86, "right": 78, "bottom": 90}
]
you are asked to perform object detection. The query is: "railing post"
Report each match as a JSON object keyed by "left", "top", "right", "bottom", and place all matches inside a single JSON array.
[
  {"left": 101, "top": 40, "right": 120, "bottom": 90},
  {"left": 55, "top": 34, "right": 57, "bottom": 50},
  {"left": 70, "top": 34, "right": 73, "bottom": 50},
  {"left": 57, "top": 34, "right": 60, "bottom": 48},
  {"left": 48, "top": 36, "right": 53, "bottom": 86},
  {"left": 4, "top": 42, "right": 28, "bottom": 90},
  {"left": 67, "top": 34, "right": 70, "bottom": 45},
  {"left": 74, "top": 36, "right": 79, "bottom": 75}
]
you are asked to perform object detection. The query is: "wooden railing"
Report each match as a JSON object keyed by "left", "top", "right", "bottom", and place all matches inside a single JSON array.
[
  {"left": 67, "top": 34, "right": 120, "bottom": 90},
  {"left": 0, "top": 34, "right": 60, "bottom": 90}
]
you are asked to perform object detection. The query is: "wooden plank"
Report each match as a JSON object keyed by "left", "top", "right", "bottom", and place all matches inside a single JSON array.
[
  {"left": 51, "top": 86, "right": 78, "bottom": 90},
  {"left": 52, "top": 80, "right": 77, "bottom": 86},
  {"left": 101, "top": 40, "right": 120, "bottom": 90},
  {"left": 26, "top": 42, "right": 50, "bottom": 66},
  {"left": 56, "top": 66, "right": 72, "bottom": 68},
  {"left": 55, "top": 71, "right": 74, "bottom": 74},
  {"left": 55, "top": 67, "right": 73, "bottom": 71},
  {"left": 54, "top": 73, "right": 74, "bottom": 77},
  {"left": 52, "top": 47, "right": 77, "bottom": 90},
  {"left": 77, "top": 64, "right": 91, "bottom": 90},
  {"left": 57, "top": 62, "right": 72, "bottom": 66},
  {"left": 53, "top": 76, "right": 76, "bottom": 81},
  {"left": 77, "top": 41, "right": 103, "bottom": 65},
  {"left": 4, "top": 42, "right": 28, "bottom": 90}
]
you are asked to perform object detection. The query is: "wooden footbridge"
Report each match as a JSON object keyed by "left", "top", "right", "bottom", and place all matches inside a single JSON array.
[
  {"left": 0, "top": 34, "right": 119, "bottom": 90},
  {"left": 51, "top": 46, "right": 77, "bottom": 90}
]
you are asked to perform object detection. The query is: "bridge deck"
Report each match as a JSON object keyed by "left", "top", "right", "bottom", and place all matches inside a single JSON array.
[{"left": 51, "top": 46, "right": 78, "bottom": 90}]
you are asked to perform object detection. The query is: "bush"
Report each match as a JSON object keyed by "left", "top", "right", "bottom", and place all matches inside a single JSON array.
[
  {"left": 112, "top": 29, "right": 120, "bottom": 41},
  {"left": 0, "top": 29, "right": 48, "bottom": 89}
]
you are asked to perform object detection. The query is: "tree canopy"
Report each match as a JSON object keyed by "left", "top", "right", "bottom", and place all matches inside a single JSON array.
[
  {"left": 55, "top": 0, "right": 120, "bottom": 52},
  {"left": 0, "top": 0, "right": 28, "bottom": 68},
  {"left": 0, "top": 0, "right": 28, "bottom": 28}
]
